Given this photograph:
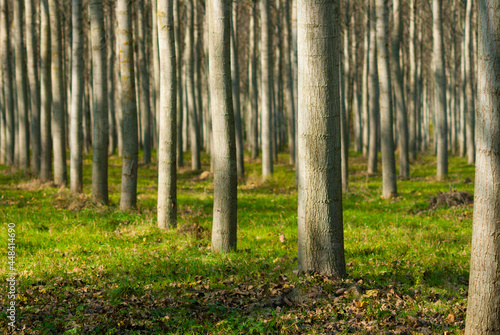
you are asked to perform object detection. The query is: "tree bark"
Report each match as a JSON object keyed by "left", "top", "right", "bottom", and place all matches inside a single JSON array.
[
  {"left": 90, "top": 0, "right": 109, "bottom": 203},
  {"left": 283, "top": 0, "right": 295, "bottom": 165},
  {"left": 408, "top": 0, "right": 417, "bottom": 160},
  {"left": 433, "top": 0, "right": 448, "bottom": 179},
  {"left": 376, "top": 0, "right": 397, "bottom": 198},
  {"left": 49, "top": 0, "right": 68, "bottom": 185},
  {"left": 465, "top": 0, "right": 475, "bottom": 165},
  {"left": 367, "top": 0, "right": 378, "bottom": 175},
  {"left": 260, "top": 0, "right": 273, "bottom": 179},
  {"left": 186, "top": 0, "right": 201, "bottom": 170},
  {"left": 106, "top": 2, "right": 117, "bottom": 156},
  {"left": 230, "top": 2, "right": 244, "bottom": 178},
  {"left": 340, "top": 1, "right": 349, "bottom": 192},
  {"left": 249, "top": 1, "right": 259, "bottom": 160},
  {"left": 297, "top": 0, "right": 346, "bottom": 277},
  {"left": 392, "top": 0, "right": 408, "bottom": 178},
  {"left": 361, "top": 0, "right": 370, "bottom": 158},
  {"left": 40, "top": 0, "right": 52, "bottom": 181},
  {"left": 70, "top": 0, "right": 84, "bottom": 193},
  {"left": 157, "top": 0, "right": 177, "bottom": 228},
  {"left": 118, "top": 0, "right": 138, "bottom": 210},
  {"left": 174, "top": 0, "right": 183, "bottom": 167},
  {"left": 1, "top": 0, "right": 15, "bottom": 166},
  {"left": 26, "top": 0, "right": 40, "bottom": 174},
  {"left": 210, "top": 0, "right": 237, "bottom": 252},
  {"left": 137, "top": 0, "right": 151, "bottom": 164},
  {"left": 464, "top": 1, "right": 500, "bottom": 333},
  {"left": 13, "top": 0, "right": 29, "bottom": 169}
]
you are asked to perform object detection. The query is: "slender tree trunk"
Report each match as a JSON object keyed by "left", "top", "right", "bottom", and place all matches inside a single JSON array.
[
  {"left": 26, "top": 0, "right": 40, "bottom": 174},
  {"left": 90, "top": 0, "right": 109, "bottom": 203},
  {"left": 465, "top": 0, "right": 475, "bottom": 165},
  {"left": 117, "top": 0, "right": 139, "bottom": 210},
  {"left": 460, "top": 30, "right": 467, "bottom": 157},
  {"left": 362, "top": 0, "right": 370, "bottom": 158},
  {"left": 392, "top": 0, "right": 408, "bottom": 178},
  {"left": 465, "top": 1, "right": 500, "bottom": 333},
  {"left": 174, "top": 0, "right": 183, "bottom": 167},
  {"left": 40, "top": 0, "right": 52, "bottom": 180},
  {"left": 152, "top": 0, "right": 160, "bottom": 150},
  {"left": 157, "top": 0, "right": 177, "bottom": 228},
  {"left": 185, "top": 0, "right": 201, "bottom": 170},
  {"left": 376, "top": 0, "right": 397, "bottom": 198},
  {"left": 114, "top": 6, "right": 123, "bottom": 157},
  {"left": 106, "top": 2, "right": 117, "bottom": 156},
  {"left": 408, "top": 0, "right": 417, "bottom": 159},
  {"left": 249, "top": 1, "right": 259, "bottom": 160},
  {"left": 70, "top": 0, "right": 84, "bottom": 193},
  {"left": 13, "top": 0, "right": 29, "bottom": 169},
  {"left": 1, "top": 0, "right": 14, "bottom": 166},
  {"left": 352, "top": 5, "right": 361, "bottom": 153},
  {"left": 230, "top": 2, "right": 244, "bottom": 178},
  {"left": 340, "top": 1, "right": 348, "bottom": 191},
  {"left": 283, "top": 0, "right": 295, "bottom": 165},
  {"left": 433, "top": 0, "right": 448, "bottom": 179},
  {"left": 137, "top": 0, "right": 151, "bottom": 164},
  {"left": 210, "top": 0, "right": 237, "bottom": 252},
  {"left": 118, "top": 0, "right": 139, "bottom": 210},
  {"left": 49, "top": 0, "right": 68, "bottom": 185},
  {"left": 297, "top": 0, "right": 346, "bottom": 277},
  {"left": 260, "top": 0, "right": 273, "bottom": 179},
  {"left": 367, "top": 0, "right": 378, "bottom": 175}
]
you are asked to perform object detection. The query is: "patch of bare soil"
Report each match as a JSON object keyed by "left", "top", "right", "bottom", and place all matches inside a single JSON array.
[{"left": 428, "top": 191, "right": 473, "bottom": 210}]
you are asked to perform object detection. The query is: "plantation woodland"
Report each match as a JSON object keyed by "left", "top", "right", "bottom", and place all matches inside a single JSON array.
[{"left": 0, "top": 0, "right": 499, "bottom": 333}]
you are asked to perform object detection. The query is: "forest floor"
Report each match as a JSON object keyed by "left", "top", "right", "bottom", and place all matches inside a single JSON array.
[{"left": 0, "top": 150, "right": 474, "bottom": 334}]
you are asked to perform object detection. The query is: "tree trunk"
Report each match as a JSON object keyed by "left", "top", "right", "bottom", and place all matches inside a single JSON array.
[
  {"left": 106, "top": 2, "right": 117, "bottom": 156},
  {"left": 118, "top": 0, "right": 138, "bottom": 210},
  {"left": 283, "top": 0, "right": 295, "bottom": 165},
  {"left": 114, "top": 5, "right": 123, "bottom": 157},
  {"left": 392, "top": 0, "right": 408, "bottom": 178},
  {"left": 248, "top": 1, "right": 259, "bottom": 160},
  {"left": 352, "top": 5, "right": 361, "bottom": 153},
  {"left": 367, "top": 0, "right": 378, "bottom": 175},
  {"left": 433, "top": 0, "right": 448, "bottom": 179},
  {"left": 361, "top": 0, "right": 370, "bottom": 158},
  {"left": 1, "top": 0, "right": 15, "bottom": 166},
  {"left": 40, "top": 0, "right": 52, "bottom": 180},
  {"left": 465, "top": 0, "right": 475, "bottom": 165},
  {"left": 174, "top": 0, "right": 183, "bottom": 167},
  {"left": 297, "top": 0, "right": 346, "bottom": 277},
  {"left": 376, "top": 0, "right": 397, "bottom": 198},
  {"left": 230, "top": 2, "right": 244, "bottom": 178},
  {"left": 210, "top": 0, "right": 237, "bottom": 252},
  {"left": 49, "top": 0, "right": 68, "bottom": 186},
  {"left": 152, "top": 0, "right": 160, "bottom": 151},
  {"left": 137, "top": 0, "right": 151, "bottom": 164},
  {"left": 13, "top": 0, "right": 29, "bottom": 169},
  {"left": 340, "top": 0, "right": 349, "bottom": 192},
  {"left": 186, "top": 0, "right": 201, "bottom": 170},
  {"left": 70, "top": 0, "right": 84, "bottom": 193},
  {"left": 464, "top": 1, "right": 500, "bottom": 333},
  {"left": 260, "top": 0, "right": 273, "bottom": 179},
  {"left": 157, "top": 0, "right": 177, "bottom": 228},
  {"left": 90, "top": 0, "right": 109, "bottom": 203},
  {"left": 26, "top": 0, "right": 40, "bottom": 174},
  {"left": 408, "top": 0, "right": 417, "bottom": 159}
]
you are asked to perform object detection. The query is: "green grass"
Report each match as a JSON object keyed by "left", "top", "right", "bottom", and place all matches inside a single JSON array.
[{"left": 0, "top": 149, "right": 474, "bottom": 334}]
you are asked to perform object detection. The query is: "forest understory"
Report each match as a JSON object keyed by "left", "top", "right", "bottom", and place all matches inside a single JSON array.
[{"left": 0, "top": 150, "right": 474, "bottom": 334}]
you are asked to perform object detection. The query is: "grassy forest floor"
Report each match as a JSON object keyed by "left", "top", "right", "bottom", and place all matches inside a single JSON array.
[{"left": 0, "top": 150, "right": 474, "bottom": 334}]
